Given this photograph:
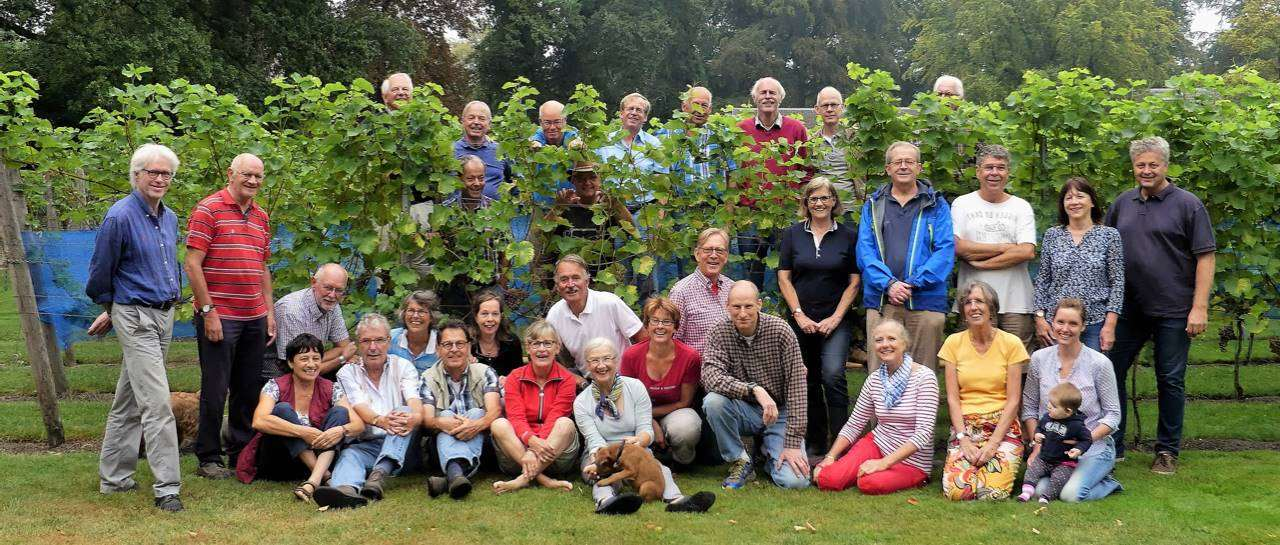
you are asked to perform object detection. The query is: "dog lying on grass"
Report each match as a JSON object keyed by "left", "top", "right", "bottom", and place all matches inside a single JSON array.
[
  {"left": 169, "top": 391, "right": 200, "bottom": 452},
  {"left": 592, "top": 441, "right": 666, "bottom": 501}
]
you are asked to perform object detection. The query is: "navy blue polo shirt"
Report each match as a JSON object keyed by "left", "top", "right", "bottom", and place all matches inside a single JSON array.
[
  {"left": 881, "top": 183, "right": 927, "bottom": 280},
  {"left": 777, "top": 219, "right": 859, "bottom": 320},
  {"left": 1104, "top": 182, "right": 1215, "bottom": 318}
]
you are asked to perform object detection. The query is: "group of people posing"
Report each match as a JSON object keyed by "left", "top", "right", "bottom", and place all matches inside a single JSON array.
[{"left": 85, "top": 73, "right": 1215, "bottom": 514}]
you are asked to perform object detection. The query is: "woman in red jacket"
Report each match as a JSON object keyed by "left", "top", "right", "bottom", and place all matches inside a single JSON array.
[{"left": 490, "top": 320, "right": 582, "bottom": 494}]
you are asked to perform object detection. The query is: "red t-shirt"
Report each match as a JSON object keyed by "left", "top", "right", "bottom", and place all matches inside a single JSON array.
[
  {"left": 187, "top": 189, "right": 272, "bottom": 320},
  {"left": 620, "top": 340, "right": 702, "bottom": 406}
]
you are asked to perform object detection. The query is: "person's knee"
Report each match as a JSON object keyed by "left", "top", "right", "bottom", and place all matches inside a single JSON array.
[
  {"left": 1058, "top": 479, "right": 1087, "bottom": 503},
  {"left": 772, "top": 468, "right": 811, "bottom": 489},
  {"left": 552, "top": 417, "right": 577, "bottom": 435},
  {"left": 325, "top": 406, "right": 350, "bottom": 425},
  {"left": 272, "top": 402, "right": 296, "bottom": 419},
  {"left": 490, "top": 417, "right": 512, "bottom": 435},
  {"left": 703, "top": 393, "right": 731, "bottom": 417},
  {"left": 465, "top": 407, "right": 486, "bottom": 419}
]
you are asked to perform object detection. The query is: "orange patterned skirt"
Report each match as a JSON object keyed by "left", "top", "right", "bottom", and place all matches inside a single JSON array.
[{"left": 942, "top": 410, "right": 1024, "bottom": 501}]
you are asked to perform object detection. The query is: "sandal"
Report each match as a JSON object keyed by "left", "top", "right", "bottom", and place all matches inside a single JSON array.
[{"left": 294, "top": 481, "right": 316, "bottom": 503}]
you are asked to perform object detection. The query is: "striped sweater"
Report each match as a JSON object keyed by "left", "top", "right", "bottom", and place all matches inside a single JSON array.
[{"left": 839, "top": 361, "right": 939, "bottom": 473}]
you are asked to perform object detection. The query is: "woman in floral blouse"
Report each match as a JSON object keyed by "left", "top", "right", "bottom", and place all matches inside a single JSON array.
[{"left": 1033, "top": 177, "right": 1125, "bottom": 352}]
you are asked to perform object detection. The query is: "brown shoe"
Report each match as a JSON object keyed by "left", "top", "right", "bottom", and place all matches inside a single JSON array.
[
  {"left": 1150, "top": 451, "right": 1177, "bottom": 475},
  {"left": 361, "top": 469, "right": 387, "bottom": 501}
]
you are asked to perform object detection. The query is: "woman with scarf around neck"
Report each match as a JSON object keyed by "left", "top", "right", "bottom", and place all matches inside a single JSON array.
[
  {"left": 813, "top": 320, "right": 938, "bottom": 494},
  {"left": 574, "top": 337, "right": 716, "bottom": 515}
]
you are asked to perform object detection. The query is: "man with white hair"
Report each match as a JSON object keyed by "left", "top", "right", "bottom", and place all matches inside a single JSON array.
[
  {"left": 454, "top": 100, "right": 511, "bottom": 200},
  {"left": 933, "top": 75, "right": 965, "bottom": 99},
  {"left": 735, "top": 76, "right": 811, "bottom": 290},
  {"left": 596, "top": 92, "right": 669, "bottom": 208},
  {"left": 810, "top": 86, "right": 861, "bottom": 212},
  {"left": 382, "top": 72, "right": 413, "bottom": 110},
  {"left": 532, "top": 100, "right": 576, "bottom": 148},
  {"left": 86, "top": 143, "right": 184, "bottom": 512},
  {"left": 266, "top": 263, "right": 355, "bottom": 380},
  {"left": 186, "top": 152, "right": 276, "bottom": 480},
  {"left": 314, "top": 313, "right": 424, "bottom": 509},
  {"left": 1105, "top": 136, "right": 1216, "bottom": 475}
]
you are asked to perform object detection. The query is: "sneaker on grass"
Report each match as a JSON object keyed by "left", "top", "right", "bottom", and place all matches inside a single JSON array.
[{"left": 722, "top": 458, "right": 756, "bottom": 489}]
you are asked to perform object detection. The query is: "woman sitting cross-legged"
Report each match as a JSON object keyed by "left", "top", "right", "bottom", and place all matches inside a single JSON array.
[
  {"left": 236, "top": 333, "right": 363, "bottom": 502},
  {"left": 813, "top": 320, "right": 938, "bottom": 494},
  {"left": 576, "top": 337, "right": 715, "bottom": 515}
]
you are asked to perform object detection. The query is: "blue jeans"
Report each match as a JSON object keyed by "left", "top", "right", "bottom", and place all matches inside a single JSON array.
[
  {"left": 329, "top": 405, "right": 420, "bottom": 488},
  {"left": 702, "top": 392, "right": 810, "bottom": 489},
  {"left": 434, "top": 408, "right": 486, "bottom": 477},
  {"left": 1034, "top": 436, "right": 1123, "bottom": 502},
  {"left": 791, "top": 314, "right": 853, "bottom": 449},
  {"left": 1081, "top": 322, "right": 1103, "bottom": 352},
  {"left": 1107, "top": 315, "right": 1189, "bottom": 457}
]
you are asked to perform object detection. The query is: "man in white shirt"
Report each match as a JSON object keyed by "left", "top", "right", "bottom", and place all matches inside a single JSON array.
[
  {"left": 313, "top": 313, "right": 423, "bottom": 509},
  {"left": 544, "top": 255, "right": 646, "bottom": 377},
  {"left": 950, "top": 144, "right": 1038, "bottom": 350}
]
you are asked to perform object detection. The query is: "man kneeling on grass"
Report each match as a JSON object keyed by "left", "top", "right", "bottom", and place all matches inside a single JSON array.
[
  {"left": 488, "top": 320, "right": 582, "bottom": 493},
  {"left": 313, "top": 313, "right": 424, "bottom": 509},
  {"left": 420, "top": 320, "right": 503, "bottom": 500}
]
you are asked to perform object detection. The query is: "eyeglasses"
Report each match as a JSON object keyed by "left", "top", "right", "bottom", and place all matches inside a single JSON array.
[
  {"left": 888, "top": 159, "right": 918, "bottom": 167},
  {"left": 806, "top": 195, "right": 833, "bottom": 204},
  {"left": 359, "top": 337, "right": 390, "bottom": 345},
  {"left": 528, "top": 339, "right": 556, "bottom": 349},
  {"left": 140, "top": 168, "right": 174, "bottom": 180},
  {"left": 649, "top": 319, "right": 676, "bottom": 327},
  {"left": 622, "top": 106, "right": 647, "bottom": 114},
  {"left": 439, "top": 341, "right": 469, "bottom": 350},
  {"left": 318, "top": 285, "right": 346, "bottom": 296},
  {"left": 404, "top": 308, "right": 431, "bottom": 316},
  {"left": 817, "top": 103, "right": 842, "bottom": 111},
  {"left": 698, "top": 247, "right": 728, "bottom": 256},
  {"left": 540, "top": 119, "right": 566, "bottom": 126},
  {"left": 235, "top": 171, "right": 265, "bottom": 180},
  {"left": 586, "top": 355, "right": 617, "bottom": 365}
]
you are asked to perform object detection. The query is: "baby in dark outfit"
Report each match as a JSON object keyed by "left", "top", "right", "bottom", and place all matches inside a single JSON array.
[{"left": 1018, "top": 382, "right": 1093, "bottom": 503}]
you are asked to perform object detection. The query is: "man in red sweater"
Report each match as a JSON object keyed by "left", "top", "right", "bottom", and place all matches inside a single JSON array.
[{"left": 734, "top": 77, "right": 811, "bottom": 291}]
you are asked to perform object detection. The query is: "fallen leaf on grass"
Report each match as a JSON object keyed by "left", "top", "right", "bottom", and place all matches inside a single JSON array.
[
  {"left": 728, "top": 520, "right": 737, "bottom": 525},
  {"left": 188, "top": 532, "right": 198, "bottom": 538},
  {"left": 906, "top": 497, "right": 920, "bottom": 505},
  {"left": 1031, "top": 528, "right": 1041, "bottom": 535},
  {"left": 317, "top": 505, "right": 329, "bottom": 512},
  {"left": 805, "top": 522, "right": 817, "bottom": 532},
  {"left": 1034, "top": 506, "right": 1047, "bottom": 515},
  {"left": 792, "top": 522, "right": 817, "bottom": 533},
  {"left": 1115, "top": 520, "right": 1124, "bottom": 527}
]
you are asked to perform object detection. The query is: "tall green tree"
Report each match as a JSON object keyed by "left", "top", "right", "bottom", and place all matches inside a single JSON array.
[
  {"left": 907, "top": 0, "right": 1190, "bottom": 102},
  {"left": 1205, "top": 0, "right": 1280, "bottom": 78}
]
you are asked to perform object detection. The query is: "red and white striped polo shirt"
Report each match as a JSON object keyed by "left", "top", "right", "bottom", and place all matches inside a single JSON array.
[{"left": 187, "top": 189, "right": 271, "bottom": 320}]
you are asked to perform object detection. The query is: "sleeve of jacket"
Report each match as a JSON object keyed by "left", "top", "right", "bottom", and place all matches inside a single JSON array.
[
  {"left": 856, "top": 200, "right": 896, "bottom": 293},
  {"left": 905, "top": 198, "right": 955, "bottom": 289}
]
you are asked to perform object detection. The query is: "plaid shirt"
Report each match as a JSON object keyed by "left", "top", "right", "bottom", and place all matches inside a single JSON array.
[
  {"left": 658, "top": 127, "right": 737, "bottom": 193},
  {"left": 272, "top": 287, "right": 349, "bottom": 360},
  {"left": 421, "top": 365, "right": 501, "bottom": 414},
  {"left": 700, "top": 312, "right": 808, "bottom": 448},
  {"left": 668, "top": 271, "right": 733, "bottom": 353}
]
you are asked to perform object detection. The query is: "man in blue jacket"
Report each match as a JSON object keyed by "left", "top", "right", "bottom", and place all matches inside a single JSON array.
[{"left": 857, "top": 141, "right": 954, "bottom": 371}]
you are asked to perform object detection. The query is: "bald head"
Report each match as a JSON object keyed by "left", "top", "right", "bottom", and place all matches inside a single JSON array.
[
  {"left": 538, "top": 100, "right": 567, "bottom": 144},
  {"left": 226, "top": 153, "right": 264, "bottom": 203},
  {"left": 311, "top": 263, "right": 349, "bottom": 311},
  {"left": 682, "top": 86, "right": 713, "bottom": 126},
  {"left": 727, "top": 280, "right": 763, "bottom": 336},
  {"left": 814, "top": 86, "right": 844, "bottom": 128}
]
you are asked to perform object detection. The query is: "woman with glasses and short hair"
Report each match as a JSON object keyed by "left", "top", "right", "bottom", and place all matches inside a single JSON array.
[
  {"left": 776, "top": 177, "right": 860, "bottom": 454},
  {"left": 620, "top": 297, "right": 703, "bottom": 466},
  {"left": 389, "top": 290, "right": 442, "bottom": 372}
]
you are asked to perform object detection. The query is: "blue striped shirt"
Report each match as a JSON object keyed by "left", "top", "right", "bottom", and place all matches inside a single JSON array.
[{"left": 86, "top": 190, "right": 181, "bottom": 306}]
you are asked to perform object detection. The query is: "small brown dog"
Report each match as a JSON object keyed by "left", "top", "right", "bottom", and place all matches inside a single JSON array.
[
  {"left": 592, "top": 441, "right": 665, "bottom": 501},
  {"left": 169, "top": 391, "right": 200, "bottom": 451}
]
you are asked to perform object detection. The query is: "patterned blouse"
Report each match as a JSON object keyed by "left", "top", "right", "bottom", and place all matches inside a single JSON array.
[{"left": 1033, "top": 225, "right": 1125, "bottom": 325}]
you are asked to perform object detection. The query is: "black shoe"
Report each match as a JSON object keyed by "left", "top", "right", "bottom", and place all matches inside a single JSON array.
[
  {"left": 314, "top": 485, "right": 368, "bottom": 509},
  {"left": 666, "top": 491, "right": 715, "bottom": 513},
  {"left": 154, "top": 494, "right": 184, "bottom": 513},
  {"left": 195, "top": 462, "right": 234, "bottom": 480},
  {"left": 426, "top": 476, "right": 448, "bottom": 498},
  {"left": 448, "top": 475, "right": 473, "bottom": 500},
  {"left": 595, "top": 492, "right": 644, "bottom": 515},
  {"left": 361, "top": 469, "right": 386, "bottom": 501}
]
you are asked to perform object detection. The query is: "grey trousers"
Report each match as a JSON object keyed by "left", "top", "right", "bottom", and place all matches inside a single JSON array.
[{"left": 98, "top": 304, "right": 181, "bottom": 497}]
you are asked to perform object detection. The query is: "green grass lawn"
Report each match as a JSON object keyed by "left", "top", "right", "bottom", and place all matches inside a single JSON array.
[{"left": 0, "top": 450, "right": 1275, "bottom": 545}]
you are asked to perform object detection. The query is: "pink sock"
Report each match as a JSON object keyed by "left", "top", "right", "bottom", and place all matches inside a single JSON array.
[{"left": 1017, "top": 483, "right": 1035, "bottom": 501}]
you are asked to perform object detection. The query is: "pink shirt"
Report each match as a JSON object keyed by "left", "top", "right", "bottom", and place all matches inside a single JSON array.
[{"left": 619, "top": 340, "right": 701, "bottom": 406}]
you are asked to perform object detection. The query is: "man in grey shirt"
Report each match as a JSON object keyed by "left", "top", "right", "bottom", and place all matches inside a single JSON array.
[
  {"left": 267, "top": 263, "right": 355, "bottom": 380},
  {"left": 1104, "top": 136, "right": 1216, "bottom": 475}
]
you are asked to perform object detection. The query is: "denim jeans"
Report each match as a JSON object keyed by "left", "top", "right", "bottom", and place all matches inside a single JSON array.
[
  {"left": 1107, "top": 315, "right": 1189, "bottom": 457},
  {"left": 329, "top": 405, "right": 420, "bottom": 488},
  {"left": 1033, "top": 436, "right": 1123, "bottom": 502},
  {"left": 791, "top": 314, "right": 853, "bottom": 450},
  {"left": 1080, "top": 322, "right": 1103, "bottom": 352},
  {"left": 702, "top": 393, "right": 810, "bottom": 489},
  {"left": 434, "top": 408, "right": 486, "bottom": 478}
]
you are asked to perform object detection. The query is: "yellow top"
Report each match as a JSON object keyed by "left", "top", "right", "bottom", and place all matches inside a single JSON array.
[{"left": 938, "top": 329, "right": 1029, "bottom": 415}]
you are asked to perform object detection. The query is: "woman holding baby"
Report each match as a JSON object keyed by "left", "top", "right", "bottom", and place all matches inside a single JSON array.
[{"left": 574, "top": 336, "right": 716, "bottom": 515}]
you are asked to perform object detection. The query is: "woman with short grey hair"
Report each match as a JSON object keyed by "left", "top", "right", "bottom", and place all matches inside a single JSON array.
[{"left": 389, "top": 290, "right": 442, "bottom": 372}]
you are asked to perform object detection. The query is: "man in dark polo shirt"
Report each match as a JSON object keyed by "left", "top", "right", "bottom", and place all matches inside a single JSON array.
[
  {"left": 185, "top": 152, "right": 276, "bottom": 479},
  {"left": 1104, "top": 136, "right": 1216, "bottom": 475}
]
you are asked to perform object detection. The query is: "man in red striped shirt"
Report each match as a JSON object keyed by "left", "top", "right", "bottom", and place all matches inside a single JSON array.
[{"left": 185, "top": 153, "right": 276, "bottom": 479}]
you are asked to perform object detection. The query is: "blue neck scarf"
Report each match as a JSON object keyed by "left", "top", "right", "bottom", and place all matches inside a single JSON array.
[{"left": 879, "top": 355, "right": 913, "bottom": 409}]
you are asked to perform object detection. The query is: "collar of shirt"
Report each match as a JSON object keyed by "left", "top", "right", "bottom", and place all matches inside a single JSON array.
[
  {"left": 216, "top": 187, "right": 260, "bottom": 215},
  {"left": 569, "top": 289, "right": 601, "bottom": 319},
  {"left": 458, "top": 138, "right": 496, "bottom": 151},
  {"left": 302, "top": 290, "right": 334, "bottom": 323},
  {"left": 128, "top": 189, "right": 168, "bottom": 220},
  {"left": 733, "top": 316, "right": 761, "bottom": 345},
  {"left": 395, "top": 328, "right": 437, "bottom": 357},
  {"left": 1133, "top": 180, "right": 1177, "bottom": 202},
  {"left": 802, "top": 219, "right": 841, "bottom": 233},
  {"left": 693, "top": 271, "right": 730, "bottom": 294},
  {"left": 754, "top": 115, "right": 782, "bottom": 131}
]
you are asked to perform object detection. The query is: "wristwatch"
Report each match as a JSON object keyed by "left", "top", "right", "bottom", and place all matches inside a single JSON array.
[
  {"left": 1034, "top": 310, "right": 1046, "bottom": 318},
  {"left": 955, "top": 431, "right": 969, "bottom": 441},
  {"left": 197, "top": 304, "right": 215, "bottom": 315}
]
